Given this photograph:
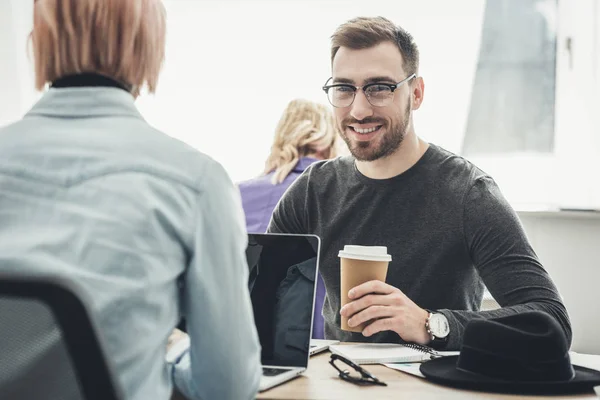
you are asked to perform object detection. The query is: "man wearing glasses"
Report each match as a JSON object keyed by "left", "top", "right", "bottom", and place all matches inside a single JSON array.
[{"left": 268, "top": 16, "right": 571, "bottom": 351}]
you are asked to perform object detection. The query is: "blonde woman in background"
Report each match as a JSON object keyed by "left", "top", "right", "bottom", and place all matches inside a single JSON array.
[
  {"left": 238, "top": 98, "right": 339, "bottom": 339},
  {"left": 0, "top": 1, "right": 261, "bottom": 399},
  {"left": 239, "top": 99, "right": 339, "bottom": 233}
]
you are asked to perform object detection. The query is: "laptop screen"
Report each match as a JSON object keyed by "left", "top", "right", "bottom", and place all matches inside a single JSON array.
[{"left": 246, "top": 233, "right": 319, "bottom": 368}]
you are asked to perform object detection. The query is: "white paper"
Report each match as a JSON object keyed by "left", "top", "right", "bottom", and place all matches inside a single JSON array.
[
  {"left": 436, "top": 351, "right": 460, "bottom": 357},
  {"left": 329, "top": 343, "right": 431, "bottom": 364},
  {"left": 570, "top": 352, "right": 600, "bottom": 372},
  {"left": 384, "top": 363, "right": 426, "bottom": 378},
  {"left": 383, "top": 351, "right": 459, "bottom": 379}
]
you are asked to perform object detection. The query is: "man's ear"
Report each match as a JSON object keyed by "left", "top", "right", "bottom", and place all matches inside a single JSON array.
[{"left": 412, "top": 76, "right": 425, "bottom": 110}]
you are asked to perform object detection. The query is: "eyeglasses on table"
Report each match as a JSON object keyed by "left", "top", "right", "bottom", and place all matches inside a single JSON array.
[{"left": 329, "top": 353, "right": 387, "bottom": 386}]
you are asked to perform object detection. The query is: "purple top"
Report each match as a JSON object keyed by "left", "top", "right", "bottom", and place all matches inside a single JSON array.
[
  {"left": 238, "top": 157, "right": 326, "bottom": 339},
  {"left": 239, "top": 157, "right": 319, "bottom": 233}
]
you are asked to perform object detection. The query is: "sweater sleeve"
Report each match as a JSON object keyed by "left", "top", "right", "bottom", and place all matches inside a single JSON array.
[
  {"left": 437, "top": 177, "right": 572, "bottom": 350},
  {"left": 267, "top": 169, "right": 310, "bottom": 235}
]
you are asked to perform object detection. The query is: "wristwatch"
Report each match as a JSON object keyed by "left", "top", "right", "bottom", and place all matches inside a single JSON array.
[{"left": 425, "top": 311, "right": 450, "bottom": 345}]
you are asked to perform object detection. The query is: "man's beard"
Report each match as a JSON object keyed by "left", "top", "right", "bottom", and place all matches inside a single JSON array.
[{"left": 340, "top": 102, "right": 411, "bottom": 162}]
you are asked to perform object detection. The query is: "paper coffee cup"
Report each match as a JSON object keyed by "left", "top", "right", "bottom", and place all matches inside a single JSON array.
[{"left": 339, "top": 245, "right": 391, "bottom": 332}]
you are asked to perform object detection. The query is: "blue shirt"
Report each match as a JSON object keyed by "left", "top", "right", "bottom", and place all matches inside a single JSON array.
[
  {"left": 0, "top": 87, "right": 262, "bottom": 400},
  {"left": 238, "top": 158, "right": 318, "bottom": 233}
]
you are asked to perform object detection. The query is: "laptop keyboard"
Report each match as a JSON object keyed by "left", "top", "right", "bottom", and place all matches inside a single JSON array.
[{"left": 263, "top": 367, "right": 289, "bottom": 377}]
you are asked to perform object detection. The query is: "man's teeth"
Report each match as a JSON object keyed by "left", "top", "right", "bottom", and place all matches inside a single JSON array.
[{"left": 353, "top": 126, "right": 378, "bottom": 134}]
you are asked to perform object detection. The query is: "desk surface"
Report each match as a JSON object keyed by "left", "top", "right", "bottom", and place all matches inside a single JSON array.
[{"left": 257, "top": 350, "right": 600, "bottom": 400}]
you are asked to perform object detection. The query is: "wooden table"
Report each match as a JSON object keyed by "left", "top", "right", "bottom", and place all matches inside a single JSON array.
[{"left": 257, "top": 350, "right": 600, "bottom": 400}]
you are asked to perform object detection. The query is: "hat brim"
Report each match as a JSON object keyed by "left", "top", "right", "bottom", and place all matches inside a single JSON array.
[{"left": 420, "top": 356, "right": 600, "bottom": 395}]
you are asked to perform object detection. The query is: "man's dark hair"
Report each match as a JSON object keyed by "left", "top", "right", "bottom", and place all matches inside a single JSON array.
[{"left": 331, "top": 16, "right": 419, "bottom": 75}]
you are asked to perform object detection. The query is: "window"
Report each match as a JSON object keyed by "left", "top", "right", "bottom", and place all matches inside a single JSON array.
[
  {"left": 462, "top": 0, "right": 557, "bottom": 156},
  {"left": 466, "top": 0, "right": 600, "bottom": 209}
]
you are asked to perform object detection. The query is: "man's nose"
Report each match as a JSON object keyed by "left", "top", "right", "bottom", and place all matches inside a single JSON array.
[{"left": 349, "top": 90, "right": 374, "bottom": 121}]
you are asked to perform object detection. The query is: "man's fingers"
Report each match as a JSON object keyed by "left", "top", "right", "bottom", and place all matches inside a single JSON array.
[
  {"left": 348, "top": 280, "right": 393, "bottom": 299},
  {"left": 340, "top": 294, "right": 392, "bottom": 317},
  {"left": 362, "top": 317, "right": 396, "bottom": 337},
  {"left": 347, "top": 305, "right": 394, "bottom": 327}
]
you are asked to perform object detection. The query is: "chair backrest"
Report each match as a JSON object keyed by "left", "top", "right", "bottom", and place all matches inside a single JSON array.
[{"left": 0, "top": 273, "right": 124, "bottom": 400}]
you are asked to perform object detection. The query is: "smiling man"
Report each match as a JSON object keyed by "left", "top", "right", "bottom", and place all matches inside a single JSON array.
[{"left": 268, "top": 16, "right": 571, "bottom": 350}]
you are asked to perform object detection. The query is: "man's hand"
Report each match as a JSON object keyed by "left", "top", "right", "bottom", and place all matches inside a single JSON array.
[{"left": 339, "top": 280, "right": 431, "bottom": 345}]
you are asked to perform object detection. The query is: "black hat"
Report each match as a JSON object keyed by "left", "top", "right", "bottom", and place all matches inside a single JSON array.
[{"left": 420, "top": 311, "right": 600, "bottom": 394}]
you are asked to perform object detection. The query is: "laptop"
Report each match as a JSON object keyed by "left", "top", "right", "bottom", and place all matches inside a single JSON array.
[
  {"left": 246, "top": 233, "right": 320, "bottom": 392},
  {"left": 309, "top": 339, "right": 340, "bottom": 356}
]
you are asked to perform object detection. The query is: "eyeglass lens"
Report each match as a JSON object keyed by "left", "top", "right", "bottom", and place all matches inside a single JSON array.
[{"left": 327, "top": 85, "right": 394, "bottom": 108}]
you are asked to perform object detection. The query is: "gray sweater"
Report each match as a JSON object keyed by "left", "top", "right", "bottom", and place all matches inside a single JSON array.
[{"left": 268, "top": 144, "right": 571, "bottom": 350}]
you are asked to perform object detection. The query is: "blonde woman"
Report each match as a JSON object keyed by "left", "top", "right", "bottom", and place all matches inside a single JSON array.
[
  {"left": 239, "top": 99, "right": 339, "bottom": 233},
  {"left": 0, "top": 1, "right": 261, "bottom": 399},
  {"left": 238, "top": 99, "right": 339, "bottom": 340}
]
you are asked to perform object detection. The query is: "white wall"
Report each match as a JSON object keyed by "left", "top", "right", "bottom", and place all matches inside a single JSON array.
[
  {"left": 135, "top": 0, "right": 486, "bottom": 183},
  {"left": 553, "top": 0, "right": 600, "bottom": 209},
  {"left": 468, "top": 0, "right": 600, "bottom": 210},
  {"left": 593, "top": 0, "right": 600, "bottom": 207},
  {"left": 121, "top": 0, "right": 600, "bottom": 209},
  {"left": 518, "top": 211, "right": 600, "bottom": 355},
  {"left": 0, "top": 0, "right": 21, "bottom": 126},
  {"left": 0, "top": 0, "right": 36, "bottom": 127},
  {"left": 2, "top": 0, "right": 599, "bottom": 207}
]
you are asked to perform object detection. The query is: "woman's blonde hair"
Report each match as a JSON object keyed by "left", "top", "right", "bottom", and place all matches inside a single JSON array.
[
  {"left": 264, "top": 99, "right": 339, "bottom": 184},
  {"left": 31, "top": 0, "right": 166, "bottom": 95}
]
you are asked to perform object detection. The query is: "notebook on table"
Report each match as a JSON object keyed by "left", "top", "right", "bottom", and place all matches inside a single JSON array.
[{"left": 329, "top": 343, "right": 440, "bottom": 365}]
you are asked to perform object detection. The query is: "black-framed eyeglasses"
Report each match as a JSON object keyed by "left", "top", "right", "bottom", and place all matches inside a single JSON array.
[
  {"left": 329, "top": 353, "right": 387, "bottom": 386},
  {"left": 322, "top": 74, "right": 416, "bottom": 108}
]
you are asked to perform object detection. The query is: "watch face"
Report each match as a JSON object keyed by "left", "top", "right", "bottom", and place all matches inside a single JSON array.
[{"left": 430, "top": 313, "right": 450, "bottom": 338}]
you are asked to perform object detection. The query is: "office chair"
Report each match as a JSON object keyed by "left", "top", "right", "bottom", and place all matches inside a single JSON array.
[{"left": 0, "top": 272, "right": 124, "bottom": 400}]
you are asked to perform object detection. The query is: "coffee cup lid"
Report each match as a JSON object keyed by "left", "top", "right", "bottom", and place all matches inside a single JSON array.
[{"left": 338, "top": 245, "right": 392, "bottom": 262}]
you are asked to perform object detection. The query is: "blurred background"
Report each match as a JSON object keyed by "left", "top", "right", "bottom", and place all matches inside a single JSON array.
[{"left": 2, "top": 0, "right": 599, "bottom": 210}]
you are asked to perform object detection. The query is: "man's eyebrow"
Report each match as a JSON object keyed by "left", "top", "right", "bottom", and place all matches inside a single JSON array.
[
  {"left": 331, "top": 76, "right": 398, "bottom": 85},
  {"left": 363, "top": 76, "right": 397, "bottom": 84},
  {"left": 331, "top": 77, "right": 355, "bottom": 84}
]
